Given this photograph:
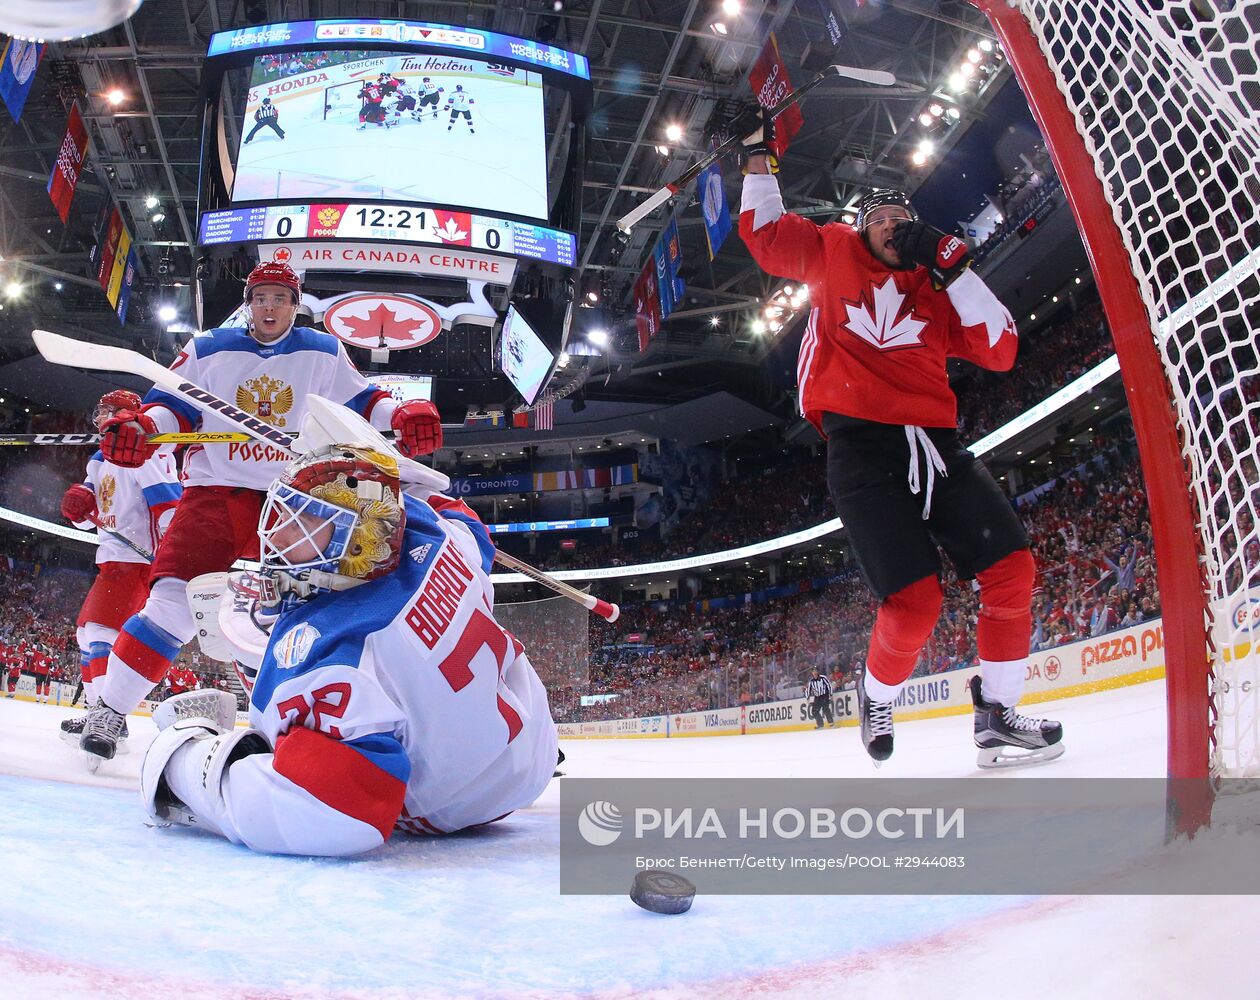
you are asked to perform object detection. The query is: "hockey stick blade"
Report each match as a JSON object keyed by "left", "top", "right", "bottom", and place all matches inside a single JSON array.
[
  {"left": 830, "top": 65, "right": 897, "bottom": 87},
  {"left": 616, "top": 187, "right": 675, "bottom": 234}
]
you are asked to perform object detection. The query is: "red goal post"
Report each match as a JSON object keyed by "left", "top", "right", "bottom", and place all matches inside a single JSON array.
[{"left": 971, "top": 0, "right": 1260, "bottom": 831}]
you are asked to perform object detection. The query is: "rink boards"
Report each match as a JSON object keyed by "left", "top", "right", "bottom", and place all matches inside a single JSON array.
[{"left": 558, "top": 618, "right": 1169, "bottom": 739}]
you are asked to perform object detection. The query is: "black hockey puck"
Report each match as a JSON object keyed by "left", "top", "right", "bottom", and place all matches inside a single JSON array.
[{"left": 630, "top": 869, "right": 696, "bottom": 914}]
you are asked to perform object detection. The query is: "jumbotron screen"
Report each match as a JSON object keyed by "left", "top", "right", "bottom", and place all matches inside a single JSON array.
[{"left": 232, "top": 50, "right": 548, "bottom": 220}]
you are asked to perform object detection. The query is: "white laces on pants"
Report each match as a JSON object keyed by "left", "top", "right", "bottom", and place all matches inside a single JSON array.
[{"left": 905, "top": 425, "right": 949, "bottom": 520}]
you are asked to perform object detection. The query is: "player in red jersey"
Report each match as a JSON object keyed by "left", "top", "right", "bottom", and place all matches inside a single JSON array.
[{"left": 740, "top": 120, "right": 1062, "bottom": 769}]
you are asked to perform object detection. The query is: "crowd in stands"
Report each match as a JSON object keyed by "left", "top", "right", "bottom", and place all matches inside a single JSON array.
[
  {"left": 252, "top": 50, "right": 346, "bottom": 83},
  {"left": 973, "top": 144, "right": 1061, "bottom": 264},
  {"left": 550, "top": 423, "right": 1160, "bottom": 722}
]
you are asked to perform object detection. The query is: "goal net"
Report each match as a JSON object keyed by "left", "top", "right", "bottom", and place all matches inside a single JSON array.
[
  {"left": 975, "top": 0, "right": 1260, "bottom": 794},
  {"left": 494, "top": 592, "right": 591, "bottom": 691},
  {"left": 321, "top": 80, "right": 364, "bottom": 121}
]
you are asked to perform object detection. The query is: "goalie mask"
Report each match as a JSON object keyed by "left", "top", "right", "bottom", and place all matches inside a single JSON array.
[{"left": 258, "top": 446, "right": 406, "bottom": 594}]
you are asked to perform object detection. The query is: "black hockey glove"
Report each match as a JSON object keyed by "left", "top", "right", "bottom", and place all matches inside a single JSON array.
[
  {"left": 739, "top": 108, "right": 779, "bottom": 175},
  {"left": 891, "top": 220, "right": 972, "bottom": 289}
]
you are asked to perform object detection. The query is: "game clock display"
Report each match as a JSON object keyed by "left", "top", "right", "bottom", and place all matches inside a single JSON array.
[{"left": 198, "top": 202, "right": 576, "bottom": 267}]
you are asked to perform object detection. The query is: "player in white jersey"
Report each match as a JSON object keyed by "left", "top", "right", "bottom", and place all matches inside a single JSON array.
[
  {"left": 78, "top": 261, "right": 443, "bottom": 763},
  {"left": 417, "top": 76, "right": 444, "bottom": 120},
  {"left": 58, "top": 390, "right": 181, "bottom": 746},
  {"left": 140, "top": 443, "right": 557, "bottom": 856},
  {"left": 444, "top": 84, "right": 475, "bottom": 133}
]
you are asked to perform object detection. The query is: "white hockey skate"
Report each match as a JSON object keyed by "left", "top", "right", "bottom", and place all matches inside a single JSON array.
[{"left": 970, "top": 675, "right": 1064, "bottom": 768}]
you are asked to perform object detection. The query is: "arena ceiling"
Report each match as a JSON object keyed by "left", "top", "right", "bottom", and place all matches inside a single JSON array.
[{"left": 0, "top": 0, "right": 1007, "bottom": 419}]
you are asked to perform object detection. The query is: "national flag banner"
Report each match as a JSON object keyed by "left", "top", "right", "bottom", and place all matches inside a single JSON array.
[
  {"left": 95, "top": 207, "right": 124, "bottom": 291},
  {"left": 47, "top": 103, "right": 89, "bottom": 223},
  {"left": 698, "top": 158, "right": 731, "bottom": 260},
  {"left": 750, "top": 34, "right": 804, "bottom": 158},
  {"left": 511, "top": 411, "right": 530, "bottom": 429},
  {"left": 115, "top": 247, "right": 138, "bottom": 324},
  {"left": 633, "top": 260, "right": 661, "bottom": 353},
  {"left": 653, "top": 217, "right": 685, "bottom": 319},
  {"left": 464, "top": 408, "right": 505, "bottom": 428},
  {"left": 0, "top": 38, "right": 44, "bottom": 122},
  {"left": 533, "top": 401, "right": 554, "bottom": 430},
  {"left": 106, "top": 229, "right": 133, "bottom": 308}
]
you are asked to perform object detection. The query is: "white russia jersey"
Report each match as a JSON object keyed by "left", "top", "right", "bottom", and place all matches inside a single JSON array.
[
  {"left": 142, "top": 326, "right": 393, "bottom": 492},
  {"left": 241, "top": 493, "right": 556, "bottom": 850},
  {"left": 448, "top": 91, "right": 472, "bottom": 111},
  {"left": 82, "top": 450, "right": 181, "bottom": 564}
]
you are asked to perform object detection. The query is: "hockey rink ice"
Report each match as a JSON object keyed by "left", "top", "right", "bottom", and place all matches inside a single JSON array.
[{"left": 0, "top": 679, "right": 1256, "bottom": 999}]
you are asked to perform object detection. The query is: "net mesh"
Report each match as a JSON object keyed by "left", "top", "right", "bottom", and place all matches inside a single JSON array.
[
  {"left": 1007, "top": 0, "right": 1260, "bottom": 776},
  {"left": 495, "top": 592, "right": 591, "bottom": 691}
]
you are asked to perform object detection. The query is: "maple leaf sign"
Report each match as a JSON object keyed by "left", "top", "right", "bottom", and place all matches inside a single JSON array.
[
  {"left": 431, "top": 216, "right": 469, "bottom": 243},
  {"left": 339, "top": 302, "right": 432, "bottom": 345},
  {"left": 844, "top": 277, "right": 927, "bottom": 351}
]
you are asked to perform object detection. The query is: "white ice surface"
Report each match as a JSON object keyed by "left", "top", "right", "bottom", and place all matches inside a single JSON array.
[{"left": 0, "top": 680, "right": 1255, "bottom": 999}]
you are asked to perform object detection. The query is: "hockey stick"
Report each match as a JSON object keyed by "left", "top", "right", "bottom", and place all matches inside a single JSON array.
[
  {"left": 614, "top": 63, "right": 897, "bottom": 234},
  {"left": 88, "top": 513, "right": 153, "bottom": 561},
  {"left": 0, "top": 431, "right": 273, "bottom": 445},
  {"left": 491, "top": 548, "right": 620, "bottom": 623},
  {"left": 31, "top": 329, "right": 619, "bottom": 621}
]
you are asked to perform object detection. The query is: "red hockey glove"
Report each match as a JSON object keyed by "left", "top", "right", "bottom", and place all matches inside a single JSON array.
[
  {"left": 61, "top": 483, "right": 97, "bottom": 524},
  {"left": 100, "top": 409, "right": 160, "bottom": 468},
  {"left": 391, "top": 400, "right": 443, "bottom": 457},
  {"left": 891, "top": 220, "right": 972, "bottom": 289}
]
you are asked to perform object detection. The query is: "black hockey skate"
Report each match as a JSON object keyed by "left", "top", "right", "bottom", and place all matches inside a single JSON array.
[
  {"left": 80, "top": 700, "right": 128, "bottom": 764},
  {"left": 62, "top": 713, "right": 127, "bottom": 748},
  {"left": 969, "top": 675, "right": 1064, "bottom": 769},
  {"left": 857, "top": 669, "right": 894, "bottom": 764}
]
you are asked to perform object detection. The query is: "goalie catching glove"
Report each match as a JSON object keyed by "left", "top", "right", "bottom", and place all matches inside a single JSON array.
[
  {"left": 99, "top": 408, "right": 160, "bottom": 468},
  {"left": 391, "top": 399, "right": 443, "bottom": 457},
  {"left": 891, "top": 220, "right": 972, "bottom": 290}
]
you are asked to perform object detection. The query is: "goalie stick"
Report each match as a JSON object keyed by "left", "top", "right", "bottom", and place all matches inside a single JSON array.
[
  {"left": 614, "top": 63, "right": 897, "bottom": 234},
  {"left": 31, "top": 329, "right": 620, "bottom": 622},
  {"left": 0, "top": 431, "right": 289, "bottom": 446}
]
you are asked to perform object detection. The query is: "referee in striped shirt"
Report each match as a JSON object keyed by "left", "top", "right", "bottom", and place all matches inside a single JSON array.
[{"left": 806, "top": 669, "right": 835, "bottom": 729}]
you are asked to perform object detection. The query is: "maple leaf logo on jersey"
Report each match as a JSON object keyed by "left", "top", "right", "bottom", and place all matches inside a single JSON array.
[
  {"left": 98, "top": 475, "right": 116, "bottom": 514},
  {"left": 235, "top": 374, "right": 294, "bottom": 428},
  {"left": 843, "top": 277, "right": 928, "bottom": 351}
]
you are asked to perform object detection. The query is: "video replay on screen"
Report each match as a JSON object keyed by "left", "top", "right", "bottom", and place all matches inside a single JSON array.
[
  {"left": 499, "top": 304, "right": 556, "bottom": 406},
  {"left": 231, "top": 49, "right": 548, "bottom": 220}
]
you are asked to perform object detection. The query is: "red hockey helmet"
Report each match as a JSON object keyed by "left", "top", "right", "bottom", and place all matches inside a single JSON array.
[
  {"left": 244, "top": 261, "right": 301, "bottom": 303},
  {"left": 93, "top": 388, "right": 143, "bottom": 430}
]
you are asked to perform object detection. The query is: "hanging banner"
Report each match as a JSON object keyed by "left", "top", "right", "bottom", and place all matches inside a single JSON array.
[
  {"left": 699, "top": 159, "right": 731, "bottom": 260},
  {"left": 749, "top": 34, "right": 804, "bottom": 158},
  {"left": 0, "top": 38, "right": 43, "bottom": 122},
  {"left": 47, "top": 103, "right": 89, "bottom": 223},
  {"left": 115, "top": 247, "right": 138, "bottom": 324},
  {"left": 633, "top": 260, "right": 661, "bottom": 353}
]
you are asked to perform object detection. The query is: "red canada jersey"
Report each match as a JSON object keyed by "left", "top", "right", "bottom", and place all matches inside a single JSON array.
[
  {"left": 360, "top": 83, "right": 384, "bottom": 104},
  {"left": 739, "top": 174, "right": 1018, "bottom": 431}
]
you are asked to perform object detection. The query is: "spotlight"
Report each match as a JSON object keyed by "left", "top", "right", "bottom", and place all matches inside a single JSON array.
[
  {"left": 54, "top": 282, "right": 63, "bottom": 291},
  {"left": 158, "top": 305, "right": 177, "bottom": 322},
  {"left": 710, "top": 21, "right": 728, "bottom": 35},
  {"left": 655, "top": 144, "right": 670, "bottom": 156},
  {"left": 144, "top": 195, "right": 158, "bottom": 209},
  {"left": 919, "top": 112, "right": 933, "bottom": 126},
  {"left": 960, "top": 62, "right": 976, "bottom": 78},
  {"left": 949, "top": 73, "right": 967, "bottom": 92},
  {"left": 911, "top": 151, "right": 928, "bottom": 166},
  {"left": 751, "top": 318, "right": 767, "bottom": 334},
  {"left": 709, "top": 315, "right": 721, "bottom": 328},
  {"left": 979, "top": 39, "right": 994, "bottom": 52},
  {"left": 721, "top": 0, "right": 741, "bottom": 14},
  {"left": 588, "top": 329, "right": 609, "bottom": 347},
  {"left": 151, "top": 211, "right": 166, "bottom": 223},
  {"left": 930, "top": 103, "right": 944, "bottom": 117},
  {"left": 106, "top": 89, "right": 126, "bottom": 106},
  {"left": 665, "top": 123, "right": 683, "bottom": 142},
  {"left": 585, "top": 290, "right": 599, "bottom": 303},
  {"left": 4, "top": 282, "right": 23, "bottom": 299},
  {"left": 918, "top": 139, "right": 935, "bottom": 155},
  {"left": 968, "top": 48, "right": 982, "bottom": 63}
]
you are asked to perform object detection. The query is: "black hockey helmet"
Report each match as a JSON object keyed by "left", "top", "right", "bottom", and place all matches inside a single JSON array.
[
  {"left": 853, "top": 189, "right": 917, "bottom": 231},
  {"left": 261, "top": 97, "right": 271, "bottom": 105},
  {"left": 455, "top": 84, "right": 463, "bottom": 91}
]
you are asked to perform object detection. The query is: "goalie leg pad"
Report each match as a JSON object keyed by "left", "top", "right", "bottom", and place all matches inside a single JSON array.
[{"left": 142, "top": 718, "right": 269, "bottom": 835}]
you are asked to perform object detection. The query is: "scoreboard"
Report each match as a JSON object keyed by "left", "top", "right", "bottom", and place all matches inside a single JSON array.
[{"left": 199, "top": 202, "right": 576, "bottom": 268}]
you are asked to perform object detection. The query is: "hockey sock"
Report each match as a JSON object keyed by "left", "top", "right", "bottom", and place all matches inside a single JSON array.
[
  {"left": 975, "top": 548, "right": 1035, "bottom": 661},
  {"left": 975, "top": 549, "right": 1035, "bottom": 706},
  {"left": 99, "top": 578, "right": 195, "bottom": 713},
  {"left": 864, "top": 575, "right": 943, "bottom": 700}
]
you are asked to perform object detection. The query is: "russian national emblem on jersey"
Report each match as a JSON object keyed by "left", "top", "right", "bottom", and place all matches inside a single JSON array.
[
  {"left": 843, "top": 277, "right": 928, "bottom": 351},
  {"left": 236, "top": 374, "right": 295, "bottom": 427},
  {"left": 98, "top": 475, "right": 116, "bottom": 514}
]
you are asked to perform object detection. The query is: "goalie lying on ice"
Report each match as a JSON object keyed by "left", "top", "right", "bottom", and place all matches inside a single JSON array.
[{"left": 142, "top": 441, "right": 557, "bottom": 857}]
